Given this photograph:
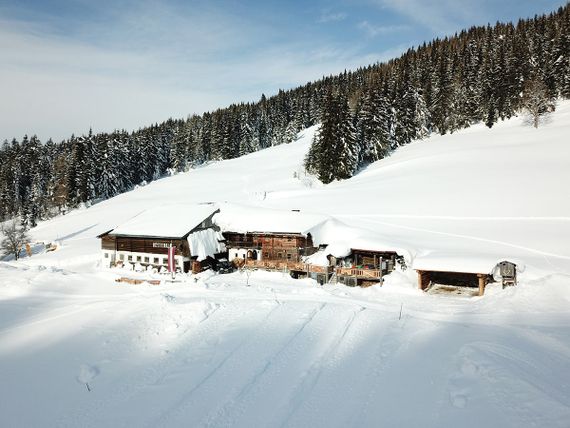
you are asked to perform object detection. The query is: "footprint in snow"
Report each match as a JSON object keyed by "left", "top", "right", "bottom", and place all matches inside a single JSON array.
[
  {"left": 460, "top": 360, "right": 479, "bottom": 376},
  {"left": 161, "top": 293, "right": 176, "bottom": 303},
  {"left": 450, "top": 392, "right": 468, "bottom": 408},
  {"left": 77, "top": 364, "right": 99, "bottom": 386}
]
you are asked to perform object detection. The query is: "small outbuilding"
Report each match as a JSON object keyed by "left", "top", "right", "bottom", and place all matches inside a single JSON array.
[
  {"left": 414, "top": 254, "right": 518, "bottom": 296},
  {"left": 99, "top": 204, "right": 225, "bottom": 273},
  {"left": 305, "top": 245, "right": 405, "bottom": 287}
]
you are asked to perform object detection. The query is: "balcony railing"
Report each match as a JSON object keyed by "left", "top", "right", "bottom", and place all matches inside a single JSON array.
[
  {"left": 336, "top": 267, "right": 382, "bottom": 279},
  {"left": 244, "top": 259, "right": 380, "bottom": 279}
]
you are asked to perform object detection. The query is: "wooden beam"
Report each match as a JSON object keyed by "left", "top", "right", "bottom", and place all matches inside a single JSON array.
[
  {"left": 418, "top": 270, "right": 428, "bottom": 291},
  {"left": 477, "top": 274, "right": 487, "bottom": 296}
]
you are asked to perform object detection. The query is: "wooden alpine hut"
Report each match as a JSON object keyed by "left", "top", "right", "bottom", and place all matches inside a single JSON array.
[
  {"left": 98, "top": 203, "right": 224, "bottom": 273},
  {"left": 215, "top": 204, "right": 328, "bottom": 272}
]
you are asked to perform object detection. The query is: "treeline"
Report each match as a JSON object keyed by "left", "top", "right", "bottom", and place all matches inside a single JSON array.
[
  {"left": 1, "top": 5, "right": 569, "bottom": 226},
  {"left": 306, "top": 6, "right": 570, "bottom": 182}
]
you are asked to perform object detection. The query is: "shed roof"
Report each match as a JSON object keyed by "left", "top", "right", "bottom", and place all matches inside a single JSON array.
[
  {"left": 109, "top": 204, "right": 219, "bottom": 239},
  {"left": 413, "top": 252, "right": 519, "bottom": 275}
]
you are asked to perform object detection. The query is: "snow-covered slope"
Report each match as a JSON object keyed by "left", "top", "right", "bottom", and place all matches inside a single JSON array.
[
  {"left": 28, "top": 101, "right": 570, "bottom": 275},
  {"left": 1, "top": 103, "right": 570, "bottom": 427}
]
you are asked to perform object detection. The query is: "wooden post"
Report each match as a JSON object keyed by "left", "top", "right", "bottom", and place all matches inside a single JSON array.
[
  {"left": 477, "top": 274, "right": 487, "bottom": 296},
  {"left": 418, "top": 270, "right": 427, "bottom": 291}
]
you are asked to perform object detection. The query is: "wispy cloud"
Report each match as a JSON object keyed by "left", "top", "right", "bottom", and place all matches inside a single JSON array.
[
  {"left": 357, "top": 21, "right": 409, "bottom": 37},
  {"left": 372, "top": 0, "right": 484, "bottom": 35},
  {"left": 0, "top": 3, "right": 383, "bottom": 141},
  {"left": 317, "top": 11, "right": 347, "bottom": 23}
]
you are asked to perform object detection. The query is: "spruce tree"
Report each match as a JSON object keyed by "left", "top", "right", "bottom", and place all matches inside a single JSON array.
[{"left": 305, "top": 91, "right": 358, "bottom": 183}]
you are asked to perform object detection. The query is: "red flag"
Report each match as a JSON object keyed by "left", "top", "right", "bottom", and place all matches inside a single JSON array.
[{"left": 168, "top": 246, "right": 176, "bottom": 272}]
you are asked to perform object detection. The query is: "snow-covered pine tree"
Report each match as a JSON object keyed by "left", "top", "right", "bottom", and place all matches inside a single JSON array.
[
  {"left": 357, "top": 85, "right": 391, "bottom": 165},
  {"left": 238, "top": 110, "right": 256, "bottom": 156},
  {"left": 305, "top": 90, "right": 358, "bottom": 183}
]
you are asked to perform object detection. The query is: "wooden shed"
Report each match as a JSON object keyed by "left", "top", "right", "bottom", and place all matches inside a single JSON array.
[
  {"left": 99, "top": 204, "right": 224, "bottom": 273},
  {"left": 414, "top": 256, "right": 518, "bottom": 296}
]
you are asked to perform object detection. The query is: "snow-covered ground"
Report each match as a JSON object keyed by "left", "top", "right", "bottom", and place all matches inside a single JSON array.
[{"left": 1, "top": 104, "right": 570, "bottom": 427}]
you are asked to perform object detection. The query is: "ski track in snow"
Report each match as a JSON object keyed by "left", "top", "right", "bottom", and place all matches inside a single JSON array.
[
  {"left": 59, "top": 299, "right": 263, "bottom": 427},
  {"left": 200, "top": 302, "right": 326, "bottom": 427},
  {"left": 277, "top": 306, "right": 365, "bottom": 428},
  {"left": 148, "top": 301, "right": 285, "bottom": 427}
]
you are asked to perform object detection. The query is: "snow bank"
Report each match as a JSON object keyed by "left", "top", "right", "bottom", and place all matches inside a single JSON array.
[{"left": 187, "top": 229, "right": 225, "bottom": 261}]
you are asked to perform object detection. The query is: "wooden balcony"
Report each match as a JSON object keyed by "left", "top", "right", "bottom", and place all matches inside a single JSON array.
[
  {"left": 244, "top": 259, "right": 331, "bottom": 274},
  {"left": 336, "top": 267, "right": 382, "bottom": 279}
]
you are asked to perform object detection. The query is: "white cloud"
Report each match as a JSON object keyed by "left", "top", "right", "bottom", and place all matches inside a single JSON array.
[
  {"left": 357, "top": 21, "right": 409, "bottom": 37},
  {"left": 0, "top": 5, "right": 394, "bottom": 142}
]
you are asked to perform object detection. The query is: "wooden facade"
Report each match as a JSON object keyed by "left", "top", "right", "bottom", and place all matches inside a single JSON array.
[
  {"left": 99, "top": 209, "right": 221, "bottom": 273},
  {"left": 103, "top": 236, "right": 190, "bottom": 257},
  {"left": 345, "top": 249, "right": 398, "bottom": 275},
  {"left": 226, "top": 236, "right": 403, "bottom": 288},
  {"left": 329, "top": 249, "right": 400, "bottom": 287},
  {"left": 224, "top": 232, "right": 316, "bottom": 264},
  {"left": 99, "top": 233, "right": 193, "bottom": 272}
]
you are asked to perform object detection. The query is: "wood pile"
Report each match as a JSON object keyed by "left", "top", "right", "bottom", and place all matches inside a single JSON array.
[{"left": 115, "top": 277, "right": 161, "bottom": 285}]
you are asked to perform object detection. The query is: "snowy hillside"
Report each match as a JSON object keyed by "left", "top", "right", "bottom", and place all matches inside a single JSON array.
[{"left": 1, "top": 104, "right": 570, "bottom": 427}]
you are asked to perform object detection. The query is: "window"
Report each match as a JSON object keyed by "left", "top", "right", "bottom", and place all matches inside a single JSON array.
[
  {"left": 287, "top": 253, "right": 292, "bottom": 260},
  {"left": 120, "top": 254, "right": 124, "bottom": 261},
  {"left": 153, "top": 257, "right": 159, "bottom": 264},
  {"left": 144, "top": 257, "right": 149, "bottom": 263},
  {"left": 104, "top": 252, "right": 109, "bottom": 258},
  {"left": 137, "top": 256, "right": 142, "bottom": 262},
  {"left": 128, "top": 255, "right": 132, "bottom": 261},
  {"left": 264, "top": 252, "right": 269, "bottom": 258},
  {"left": 277, "top": 253, "right": 282, "bottom": 259},
  {"left": 163, "top": 258, "right": 167, "bottom": 265}
]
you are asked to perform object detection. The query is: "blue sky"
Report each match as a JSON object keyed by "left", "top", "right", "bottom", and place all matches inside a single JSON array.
[{"left": 0, "top": 0, "right": 565, "bottom": 141}]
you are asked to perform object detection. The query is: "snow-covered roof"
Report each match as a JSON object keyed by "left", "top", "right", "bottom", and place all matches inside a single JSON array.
[
  {"left": 214, "top": 203, "right": 329, "bottom": 235},
  {"left": 304, "top": 226, "right": 410, "bottom": 267},
  {"left": 109, "top": 204, "right": 219, "bottom": 238},
  {"left": 413, "top": 252, "right": 521, "bottom": 274}
]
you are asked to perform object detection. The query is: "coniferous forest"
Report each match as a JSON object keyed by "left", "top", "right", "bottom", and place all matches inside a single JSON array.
[{"left": 1, "top": 5, "right": 569, "bottom": 227}]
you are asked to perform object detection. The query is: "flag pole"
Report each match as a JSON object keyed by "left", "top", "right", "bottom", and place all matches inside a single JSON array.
[{"left": 170, "top": 240, "right": 175, "bottom": 281}]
